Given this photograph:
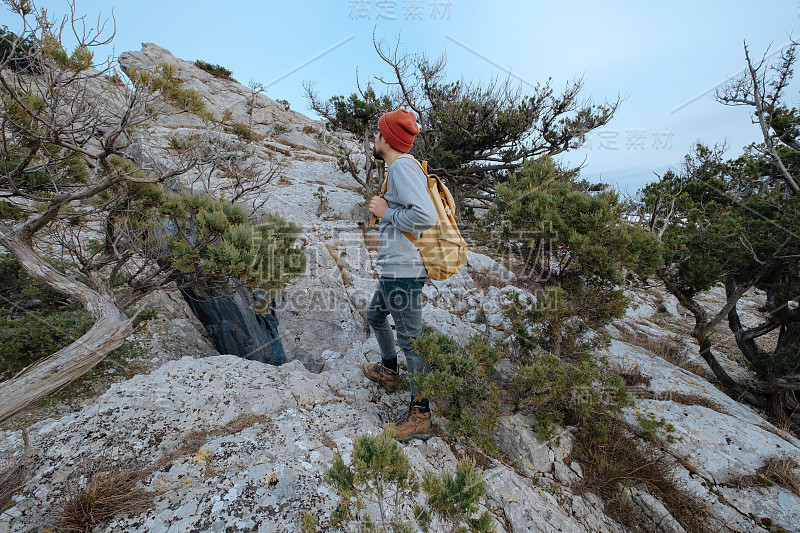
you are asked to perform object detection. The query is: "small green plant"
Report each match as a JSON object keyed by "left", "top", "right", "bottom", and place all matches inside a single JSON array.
[
  {"left": 635, "top": 412, "right": 678, "bottom": 443},
  {"left": 326, "top": 431, "right": 495, "bottom": 532},
  {"left": 411, "top": 330, "right": 502, "bottom": 454},
  {"left": 166, "top": 133, "right": 202, "bottom": 152},
  {"left": 326, "top": 430, "right": 417, "bottom": 532},
  {"left": 273, "top": 123, "right": 289, "bottom": 135},
  {"left": 194, "top": 59, "right": 233, "bottom": 79},
  {"left": 415, "top": 458, "right": 494, "bottom": 533},
  {"left": 129, "top": 63, "right": 209, "bottom": 117},
  {"left": 499, "top": 293, "right": 631, "bottom": 442},
  {"left": 231, "top": 122, "right": 259, "bottom": 142},
  {"left": 314, "top": 186, "right": 331, "bottom": 217},
  {"left": 300, "top": 510, "right": 318, "bottom": 533}
]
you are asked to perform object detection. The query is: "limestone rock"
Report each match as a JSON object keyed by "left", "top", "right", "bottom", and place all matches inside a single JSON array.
[
  {"left": 491, "top": 414, "right": 575, "bottom": 482},
  {"left": 482, "top": 463, "right": 625, "bottom": 533},
  {"left": 466, "top": 250, "right": 517, "bottom": 283},
  {"left": 620, "top": 485, "right": 685, "bottom": 533},
  {"left": 118, "top": 43, "right": 319, "bottom": 139}
]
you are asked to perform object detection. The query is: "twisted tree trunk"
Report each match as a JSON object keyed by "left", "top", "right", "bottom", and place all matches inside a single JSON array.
[
  {"left": 658, "top": 270, "right": 766, "bottom": 409},
  {"left": 0, "top": 226, "right": 132, "bottom": 424}
]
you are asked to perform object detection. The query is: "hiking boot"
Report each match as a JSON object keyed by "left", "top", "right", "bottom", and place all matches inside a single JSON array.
[
  {"left": 384, "top": 406, "right": 432, "bottom": 441},
  {"left": 363, "top": 362, "right": 398, "bottom": 391}
]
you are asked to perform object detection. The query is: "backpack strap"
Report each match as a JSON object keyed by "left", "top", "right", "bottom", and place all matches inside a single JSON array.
[{"left": 368, "top": 155, "right": 429, "bottom": 231}]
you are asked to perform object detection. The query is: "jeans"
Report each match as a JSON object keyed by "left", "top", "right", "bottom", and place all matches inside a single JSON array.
[{"left": 366, "top": 275, "right": 429, "bottom": 403}]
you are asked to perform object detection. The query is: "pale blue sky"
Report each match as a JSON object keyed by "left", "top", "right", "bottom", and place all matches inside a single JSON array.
[{"left": 13, "top": 0, "right": 800, "bottom": 194}]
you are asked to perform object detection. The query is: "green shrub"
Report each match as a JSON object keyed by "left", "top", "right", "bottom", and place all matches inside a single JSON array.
[
  {"left": 326, "top": 430, "right": 494, "bottom": 532},
  {"left": 0, "top": 253, "right": 94, "bottom": 379},
  {"left": 412, "top": 323, "right": 630, "bottom": 449},
  {"left": 481, "top": 156, "right": 661, "bottom": 358},
  {"left": 326, "top": 430, "right": 417, "bottom": 531},
  {"left": 411, "top": 330, "right": 502, "bottom": 454},
  {"left": 231, "top": 122, "right": 259, "bottom": 142},
  {"left": 129, "top": 63, "right": 210, "bottom": 117},
  {"left": 636, "top": 412, "right": 678, "bottom": 443},
  {"left": 313, "top": 186, "right": 330, "bottom": 217},
  {"left": 415, "top": 458, "right": 494, "bottom": 533},
  {"left": 500, "top": 292, "right": 631, "bottom": 441},
  {"left": 0, "top": 307, "right": 94, "bottom": 380},
  {"left": 194, "top": 59, "right": 233, "bottom": 80}
]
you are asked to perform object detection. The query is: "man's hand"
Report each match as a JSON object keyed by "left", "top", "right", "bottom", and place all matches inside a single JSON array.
[{"left": 369, "top": 195, "right": 389, "bottom": 219}]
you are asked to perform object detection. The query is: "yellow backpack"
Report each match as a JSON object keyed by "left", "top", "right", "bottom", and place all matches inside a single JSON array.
[{"left": 369, "top": 155, "right": 467, "bottom": 281}]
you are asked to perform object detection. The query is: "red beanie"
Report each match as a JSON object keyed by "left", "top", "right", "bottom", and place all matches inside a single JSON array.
[{"left": 378, "top": 109, "right": 419, "bottom": 153}]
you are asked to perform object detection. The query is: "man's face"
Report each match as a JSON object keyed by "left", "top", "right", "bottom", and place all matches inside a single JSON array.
[{"left": 372, "top": 129, "right": 384, "bottom": 161}]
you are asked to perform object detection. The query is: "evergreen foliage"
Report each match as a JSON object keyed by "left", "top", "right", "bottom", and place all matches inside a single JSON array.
[
  {"left": 415, "top": 458, "right": 493, "bottom": 533},
  {"left": 326, "top": 430, "right": 494, "bottom": 532},
  {"left": 483, "top": 156, "right": 662, "bottom": 357},
  {"left": 194, "top": 59, "right": 233, "bottom": 79},
  {"left": 128, "top": 62, "right": 213, "bottom": 120},
  {"left": 307, "top": 42, "right": 619, "bottom": 214},
  {"left": 327, "top": 430, "right": 417, "bottom": 532},
  {"left": 305, "top": 82, "right": 392, "bottom": 194},
  {"left": 638, "top": 142, "right": 800, "bottom": 424},
  {"left": 633, "top": 40, "right": 800, "bottom": 431},
  {"left": 0, "top": 25, "right": 38, "bottom": 72},
  {"left": 411, "top": 326, "right": 631, "bottom": 449},
  {"left": 411, "top": 331, "right": 502, "bottom": 453},
  {"left": 0, "top": 254, "right": 93, "bottom": 379},
  {"left": 0, "top": 253, "right": 150, "bottom": 382}
]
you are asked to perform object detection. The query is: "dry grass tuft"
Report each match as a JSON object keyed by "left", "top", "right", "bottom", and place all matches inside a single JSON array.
[
  {"left": 574, "top": 417, "right": 713, "bottom": 532},
  {"left": 361, "top": 225, "right": 380, "bottom": 253},
  {"left": 759, "top": 457, "right": 800, "bottom": 496},
  {"left": 618, "top": 329, "right": 682, "bottom": 361},
  {"left": 613, "top": 364, "right": 652, "bottom": 388},
  {"left": 321, "top": 432, "right": 337, "bottom": 450},
  {"left": 468, "top": 269, "right": 495, "bottom": 293},
  {"left": 727, "top": 457, "right": 800, "bottom": 503},
  {"left": 668, "top": 392, "right": 726, "bottom": 414},
  {"left": 223, "top": 413, "right": 268, "bottom": 434},
  {"left": 618, "top": 328, "right": 708, "bottom": 377},
  {"left": 52, "top": 412, "right": 270, "bottom": 531},
  {"left": 53, "top": 457, "right": 153, "bottom": 532}
]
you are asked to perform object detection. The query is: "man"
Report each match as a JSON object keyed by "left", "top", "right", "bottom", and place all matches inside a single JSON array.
[{"left": 364, "top": 108, "right": 438, "bottom": 441}]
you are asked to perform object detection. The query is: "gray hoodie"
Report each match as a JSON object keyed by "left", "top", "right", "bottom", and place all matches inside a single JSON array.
[{"left": 375, "top": 155, "right": 438, "bottom": 278}]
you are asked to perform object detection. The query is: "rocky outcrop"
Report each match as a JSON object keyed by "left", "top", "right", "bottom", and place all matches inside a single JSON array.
[
  {"left": 607, "top": 284, "right": 800, "bottom": 532},
  {"left": 0, "top": 349, "right": 626, "bottom": 533},
  {"left": 2, "top": 42, "right": 799, "bottom": 533}
]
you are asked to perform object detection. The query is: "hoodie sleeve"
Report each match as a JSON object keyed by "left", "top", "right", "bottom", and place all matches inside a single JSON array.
[{"left": 382, "top": 158, "right": 438, "bottom": 233}]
